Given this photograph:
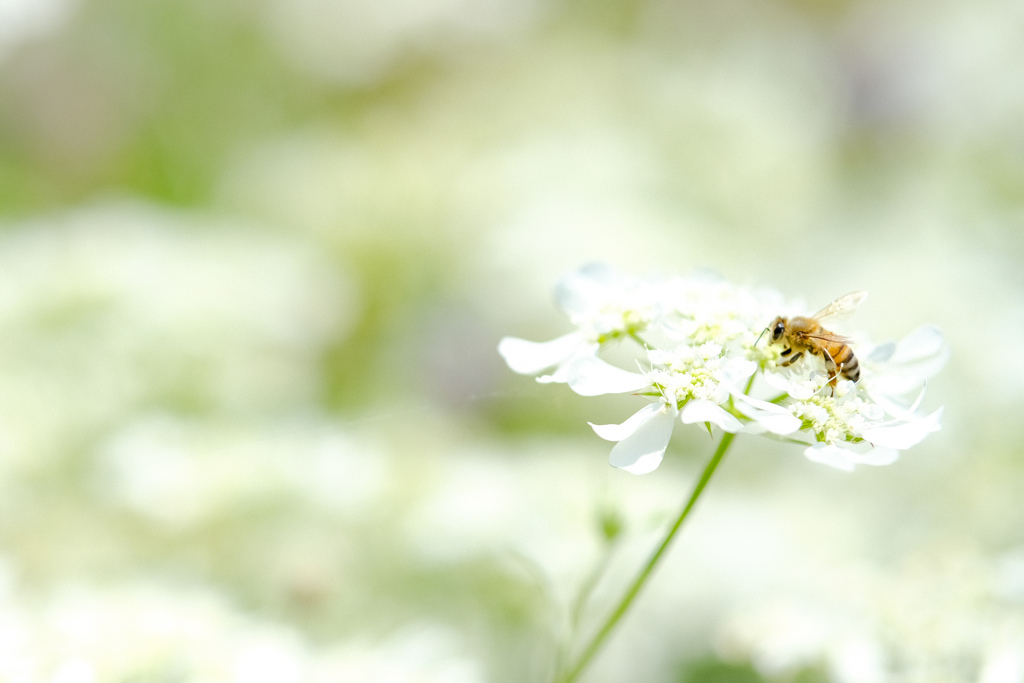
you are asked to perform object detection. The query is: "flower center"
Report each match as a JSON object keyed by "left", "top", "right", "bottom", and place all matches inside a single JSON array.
[
  {"left": 790, "top": 394, "right": 882, "bottom": 444},
  {"left": 648, "top": 343, "right": 726, "bottom": 406},
  {"left": 575, "top": 301, "right": 652, "bottom": 344}
]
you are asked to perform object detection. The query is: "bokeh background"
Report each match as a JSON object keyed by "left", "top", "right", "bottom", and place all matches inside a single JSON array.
[{"left": 0, "top": 0, "right": 1022, "bottom": 680}]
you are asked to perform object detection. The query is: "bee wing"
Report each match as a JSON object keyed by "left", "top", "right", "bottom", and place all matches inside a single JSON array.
[
  {"left": 802, "top": 332, "right": 851, "bottom": 344},
  {"left": 812, "top": 290, "right": 867, "bottom": 324}
]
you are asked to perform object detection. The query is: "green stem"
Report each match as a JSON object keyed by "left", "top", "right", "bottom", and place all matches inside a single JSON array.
[{"left": 556, "top": 432, "right": 737, "bottom": 683}]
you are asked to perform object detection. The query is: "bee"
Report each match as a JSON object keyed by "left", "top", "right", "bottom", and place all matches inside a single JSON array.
[{"left": 766, "top": 291, "right": 867, "bottom": 390}]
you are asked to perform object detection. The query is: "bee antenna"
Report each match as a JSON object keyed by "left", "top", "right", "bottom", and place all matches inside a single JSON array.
[{"left": 754, "top": 327, "right": 768, "bottom": 347}]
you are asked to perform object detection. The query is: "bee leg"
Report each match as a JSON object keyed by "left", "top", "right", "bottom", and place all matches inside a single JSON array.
[
  {"left": 823, "top": 349, "right": 840, "bottom": 396},
  {"left": 779, "top": 350, "right": 803, "bottom": 368}
]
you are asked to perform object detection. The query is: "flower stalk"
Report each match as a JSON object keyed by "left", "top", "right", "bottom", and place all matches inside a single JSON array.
[
  {"left": 556, "top": 432, "right": 737, "bottom": 683},
  {"left": 500, "top": 265, "right": 948, "bottom": 679}
]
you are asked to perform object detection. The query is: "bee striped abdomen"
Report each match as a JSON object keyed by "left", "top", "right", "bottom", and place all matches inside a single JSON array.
[
  {"left": 828, "top": 343, "right": 859, "bottom": 382},
  {"left": 769, "top": 292, "right": 869, "bottom": 392}
]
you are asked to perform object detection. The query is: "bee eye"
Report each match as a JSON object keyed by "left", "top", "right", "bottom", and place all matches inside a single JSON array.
[{"left": 773, "top": 322, "right": 785, "bottom": 340}]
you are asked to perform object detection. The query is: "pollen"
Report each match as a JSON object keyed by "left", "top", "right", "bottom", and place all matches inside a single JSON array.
[
  {"left": 577, "top": 301, "right": 653, "bottom": 344},
  {"left": 648, "top": 344, "right": 728, "bottom": 407},
  {"left": 790, "top": 394, "right": 880, "bottom": 445}
]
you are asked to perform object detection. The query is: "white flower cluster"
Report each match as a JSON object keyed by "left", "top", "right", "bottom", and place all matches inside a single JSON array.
[
  {"left": 715, "top": 547, "right": 1024, "bottom": 683},
  {"left": 499, "top": 265, "right": 947, "bottom": 474},
  {"left": 0, "top": 579, "right": 481, "bottom": 683},
  {"left": 0, "top": 201, "right": 356, "bottom": 477}
]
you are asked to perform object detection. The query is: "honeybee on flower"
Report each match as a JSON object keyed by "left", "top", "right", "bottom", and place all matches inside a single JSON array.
[
  {"left": 766, "top": 290, "right": 867, "bottom": 390},
  {"left": 500, "top": 265, "right": 947, "bottom": 474}
]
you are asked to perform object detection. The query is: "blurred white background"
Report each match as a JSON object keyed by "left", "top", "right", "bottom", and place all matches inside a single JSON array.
[{"left": 0, "top": 0, "right": 1021, "bottom": 680}]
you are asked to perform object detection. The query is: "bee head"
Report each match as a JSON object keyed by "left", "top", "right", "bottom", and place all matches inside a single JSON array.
[{"left": 769, "top": 316, "right": 787, "bottom": 343}]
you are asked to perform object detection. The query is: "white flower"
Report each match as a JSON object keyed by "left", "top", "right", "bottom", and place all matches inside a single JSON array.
[
  {"left": 577, "top": 346, "right": 757, "bottom": 474},
  {"left": 500, "top": 265, "right": 946, "bottom": 474},
  {"left": 732, "top": 393, "right": 803, "bottom": 436},
  {"left": 496, "top": 331, "right": 598, "bottom": 382},
  {"left": 769, "top": 364, "right": 944, "bottom": 472},
  {"left": 592, "top": 402, "right": 677, "bottom": 475},
  {"left": 657, "top": 273, "right": 787, "bottom": 353},
  {"left": 763, "top": 319, "right": 948, "bottom": 472},
  {"left": 719, "top": 547, "right": 1023, "bottom": 683},
  {"left": 497, "top": 263, "right": 659, "bottom": 383}
]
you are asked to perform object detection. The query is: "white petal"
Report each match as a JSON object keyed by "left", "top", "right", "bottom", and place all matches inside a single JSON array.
[
  {"left": 740, "top": 422, "right": 768, "bottom": 435},
  {"left": 757, "top": 413, "right": 802, "bottom": 435},
  {"left": 866, "top": 383, "right": 926, "bottom": 420},
  {"left": 536, "top": 370, "right": 566, "bottom": 384},
  {"left": 555, "top": 263, "right": 619, "bottom": 316},
  {"left": 608, "top": 406, "right": 675, "bottom": 474},
  {"left": 891, "top": 325, "right": 946, "bottom": 363},
  {"left": 680, "top": 400, "right": 743, "bottom": 433},
  {"left": 865, "top": 326, "right": 949, "bottom": 396},
  {"left": 867, "top": 342, "right": 896, "bottom": 364},
  {"left": 864, "top": 373, "right": 922, "bottom": 398},
  {"left": 846, "top": 447, "right": 900, "bottom": 466},
  {"left": 536, "top": 342, "right": 601, "bottom": 384},
  {"left": 804, "top": 443, "right": 857, "bottom": 472},
  {"left": 763, "top": 370, "right": 817, "bottom": 400},
  {"left": 719, "top": 359, "right": 757, "bottom": 387},
  {"left": 860, "top": 407, "right": 943, "bottom": 450},
  {"left": 498, "top": 332, "right": 585, "bottom": 375},
  {"left": 762, "top": 371, "right": 793, "bottom": 393},
  {"left": 733, "top": 394, "right": 802, "bottom": 435},
  {"left": 590, "top": 402, "right": 665, "bottom": 441},
  {"left": 567, "top": 356, "right": 649, "bottom": 396}
]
